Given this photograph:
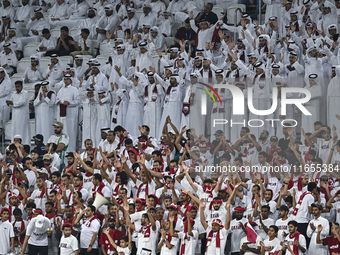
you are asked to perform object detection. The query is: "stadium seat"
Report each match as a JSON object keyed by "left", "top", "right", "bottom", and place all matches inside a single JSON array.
[
  {"left": 171, "top": 22, "right": 182, "bottom": 37},
  {"left": 96, "top": 55, "right": 109, "bottom": 67},
  {"left": 226, "top": 4, "right": 246, "bottom": 26},
  {"left": 10, "top": 73, "right": 24, "bottom": 86},
  {"left": 152, "top": 55, "right": 161, "bottom": 74},
  {"left": 23, "top": 42, "right": 40, "bottom": 58},
  {"left": 5, "top": 119, "right": 35, "bottom": 142},
  {"left": 135, "top": 10, "right": 143, "bottom": 20},
  {"left": 39, "top": 57, "right": 50, "bottom": 70},
  {"left": 212, "top": 5, "right": 226, "bottom": 19},
  {"left": 60, "top": 56, "right": 73, "bottom": 67},
  {"left": 164, "top": 37, "right": 175, "bottom": 48},
  {"left": 20, "top": 28, "right": 28, "bottom": 36},
  {"left": 69, "top": 26, "right": 79, "bottom": 38},
  {"left": 91, "top": 40, "right": 100, "bottom": 57},
  {"left": 51, "top": 26, "right": 62, "bottom": 38},
  {"left": 17, "top": 58, "right": 31, "bottom": 73}
]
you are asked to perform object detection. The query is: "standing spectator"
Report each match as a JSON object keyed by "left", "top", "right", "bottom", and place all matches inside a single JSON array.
[
  {"left": 20, "top": 213, "right": 52, "bottom": 255},
  {"left": 6, "top": 80, "right": 31, "bottom": 145},
  {"left": 0, "top": 208, "right": 15, "bottom": 254},
  {"left": 194, "top": 3, "right": 218, "bottom": 25},
  {"left": 59, "top": 223, "right": 79, "bottom": 255}
]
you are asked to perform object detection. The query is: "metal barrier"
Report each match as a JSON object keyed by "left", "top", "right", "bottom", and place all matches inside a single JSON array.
[{"left": 233, "top": 8, "right": 243, "bottom": 40}]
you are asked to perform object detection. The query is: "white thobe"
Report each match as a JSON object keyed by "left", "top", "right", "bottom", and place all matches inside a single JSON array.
[
  {"left": 0, "top": 6, "right": 15, "bottom": 20},
  {"left": 84, "top": 73, "right": 109, "bottom": 92},
  {"left": 96, "top": 14, "right": 120, "bottom": 42},
  {"left": 327, "top": 73, "right": 340, "bottom": 130},
  {"left": 68, "top": 1, "right": 89, "bottom": 20},
  {"left": 77, "top": 16, "right": 99, "bottom": 39},
  {"left": 23, "top": 67, "right": 44, "bottom": 88},
  {"left": 0, "top": 51, "right": 17, "bottom": 74},
  {"left": 10, "top": 90, "right": 31, "bottom": 144},
  {"left": 96, "top": 95, "right": 111, "bottom": 142},
  {"left": 43, "top": 62, "right": 65, "bottom": 87},
  {"left": 81, "top": 92, "right": 98, "bottom": 148},
  {"left": 49, "top": 2, "right": 69, "bottom": 26},
  {"left": 0, "top": 77, "right": 12, "bottom": 129},
  {"left": 306, "top": 216, "right": 329, "bottom": 255},
  {"left": 138, "top": 12, "right": 157, "bottom": 28},
  {"left": 56, "top": 85, "right": 80, "bottom": 152},
  {"left": 26, "top": 18, "right": 50, "bottom": 36},
  {"left": 301, "top": 83, "right": 321, "bottom": 133},
  {"left": 14, "top": 5, "right": 33, "bottom": 27},
  {"left": 143, "top": 82, "right": 164, "bottom": 139},
  {"left": 34, "top": 91, "right": 56, "bottom": 144},
  {"left": 119, "top": 75, "right": 144, "bottom": 140},
  {"left": 120, "top": 17, "right": 138, "bottom": 34},
  {"left": 36, "top": 36, "right": 57, "bottom": 57},
  {"left": 110, "top": 88, "right": 129, "bottom": 130},
  {"left": 0, "top": 36, "right": 23, "bottom": 51}
]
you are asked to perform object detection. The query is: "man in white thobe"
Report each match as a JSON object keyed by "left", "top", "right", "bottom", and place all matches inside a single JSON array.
[
  {"left": 77, "top": 8, "right": 99, "bottom": 40},
  {"left": 143, "top": 71, "right": 164, "bottom": 138},
  {"left": 80, "top": 88, "right": 98, "bottom": 148},
  {"left": 95, "top": 5, "right": 120, "bottom": 43},
  {"left": 42, "top": 54, "right": 65, "bottom": 87},
  {"left": 84, "top": 62, "right": 109, "bottom": 92},
  {"left": 0, "top": 27, "right": 22, "bottom": 51},
  {"left": 23, "top": 56, "right": 44, "bottom": 88},
  {"left": 26, "top": 8, "right": 50, "bottom": 37},
  {"left": 138, "top": 3, "right": 157, "bottom": 29},
  {"left": 48, "top": 0, "right": 69, "bottom": 27},
  {"left": 56, "top": 74, "right": 80, "bottom": 152},
  {"left": 6, "top": 80, "right": 31, "bottom": 145},
  {"left": 13, "top": 0, "right": 33, "bottom": 28},
  {"left": 67, "top": 0, "right": 89, "bottom": 20},
  {"left": 0, "top": 68, "right": 12, "bottom": 129}
]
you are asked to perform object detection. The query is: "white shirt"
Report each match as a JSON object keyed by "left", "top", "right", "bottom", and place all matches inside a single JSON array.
[
  {"left": 178, "top": 230, "right": 198, "bottom": 255},
  {"left": 159, "top": 235, "right": 178, "bottom": 255},
  {"left": 255, "top": 218, "right": 275, "bottom": 241},
  {"left": 275, "top": 217, "right": 291, "bottom": 241},
  {"left": 80, "top": 217, "right": 101, "bottom": 249},
  {"left": 316, "top": 138, "right": 332, "bottom": 164},
  {"left": 30, "top": 189, "right": 48, "bottom": 213},
  {"left": 295, "top": 192, "right": 314, "bottom": 223},
  {"left": 117, "top": 246, "right": 131, "bottom": 255},
  {"left": 59, "top": 234, "right": 78, "bottom": 255},
  {"left": 205, "top": 207, "right": 228, "bottom": 226},
  {"left": 240, "top": 236, "right": 262, "bottom": 255},
  {"left": 136, "top": 224, "right": 158, "bottom": 255},
  {"left": 263, "top": 237, "right": 281, "bottom": 255},
  {"left": 227, "top": 218, "right": 248, "bottom": 252},
  {"left": 285, "top": 233, "right": 306, "bottom": 255},
  {"left": 0, "top": 220, "right": 14, "bottom": 254},
  {"left": 135, "top": 179, "right": 156, "bottom": 200},
  {"left": 26, "top": 217, "right": 51, "bottom": 246},
  {"left": 102, "top": 139, "right": 119, "bottom": 154}
]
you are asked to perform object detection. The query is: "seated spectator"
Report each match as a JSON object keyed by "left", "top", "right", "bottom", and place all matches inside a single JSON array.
[
  {"left": 26, "top": 8, "right": 50, "bottom": 37},
  {"left": 36, "top": 29, "right": 57, "bottom": 57},
  {"left": 69, "top": 28, "right": 92, "bottom": 56},
  {"left": 23, "top": 56, "right": 44, "bottom": 88},
  {"left": 0, "top": 43, "right": 17, "bottom": 75},
  {"left": 0, "top": 27, "right": 22, "bottom": 52},
  {"left": 45, "top": 26, "right": 76, "bottom": 57},
  {"left": 13, "top": 0, "right": 33, "bottom": 28},
  {"left": 194, "top": 3, "right": 218, "bottom": 25}
]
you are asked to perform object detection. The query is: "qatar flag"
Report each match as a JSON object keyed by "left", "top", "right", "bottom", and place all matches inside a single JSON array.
[{"left": 246, "top": 222, "right": 258, "bottom": 244}]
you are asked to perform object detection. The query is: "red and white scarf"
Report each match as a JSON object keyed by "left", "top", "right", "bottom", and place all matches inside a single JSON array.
[
  {"left": 92, "top": 182, "right": 106, "bottom": 200},
  {"left": 206, "top": 230, "right": 222, "bottom": 255},
  {"left": 139, "top": 223, "right": 152, "bottom": 242},
  {"left": 180, "top": 218, "right": 195, "bottom": 255},
  {"left": 137, "top": 182, "right": 148, "bottom": 199},
  {"left": 112, "top": 99, "right": 122, "bottom": 124},
  {"left": 13, "top": 220, "right": 25, "bottom": 243},
  {"left": 292, "top": 191, "right": 312, "bottom": 216},
  {"left": 289, "top": 232, "right": 301, "bottom": 255},
  {"left": 164, "top": 83, "right": 178, "bottom": 103},
  {"left": 83, "top": 215, "right": 98, "bottom": 227},
  {"left": 144, "top": 84, "right": 158, "bottom": 106}
]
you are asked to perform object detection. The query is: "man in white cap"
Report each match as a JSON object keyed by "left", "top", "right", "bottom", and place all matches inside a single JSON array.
[
  {"left": 21, "top": 213, "right": 52, "bottom": 255},
  {"left": 43, "top": 54, "right": 65, "bottom": 87},
  {"left": 6, "top": 80, "right": 31, "bottom": 145},
  {"left": 56, "top": 74, "right": 80, "bottom": 153},
  {"left": 67, "top": 0, "right": 89, "bottom": 20},
  {"left": 26, "top": 8, "right": 50, "bottom": 37},
  {"left": 138, "top": 3, "right": 157, "bottom": 30},
  {"left": 143, "top": 70, "right": 164, "bottom": 138},
  {"left": 0, "top": 66, "right": 12, "bottom": 130},
  {"left": 23, "top": 56, "right": 44, "bottom": 88},
  {"left": 85, "top": 61, "right": 109, "bottom": 92},
  {"left": 95, "top": 5, "right": 119, "bottom": 42}
]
